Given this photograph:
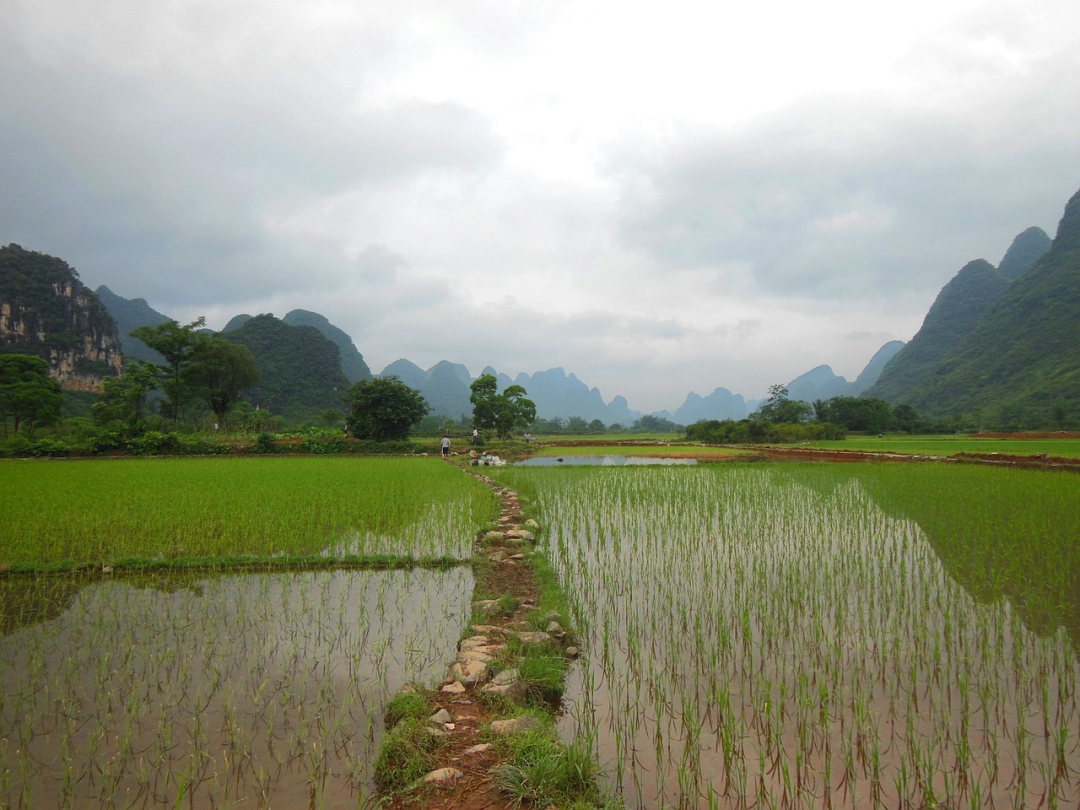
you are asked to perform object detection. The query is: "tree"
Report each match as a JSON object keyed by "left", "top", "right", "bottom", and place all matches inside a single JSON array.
[
  {"left": 91, "top": 360, "right": 160, "bottom": 434},
  {"left": 0, "top": 354, "right": 63, "bottom": 436},
  {"left": 347, "top": 376, "right": 429, "bottom": 441},
  {"left": 185, "top": 338, "right": 259, "bottom": 426},
  {"left": 130, "top": 317, "right": 207, "bottom": 423},
  {"left": 470, "top": 374, "right": 537, "bottom": 440},
  {"left": 758, "top": 384, "right": 811, "bottom": 424}
]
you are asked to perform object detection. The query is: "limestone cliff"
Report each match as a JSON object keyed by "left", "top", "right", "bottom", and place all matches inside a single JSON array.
[{"left": 0, "top": 244, "right": 123, "bottom": 391}]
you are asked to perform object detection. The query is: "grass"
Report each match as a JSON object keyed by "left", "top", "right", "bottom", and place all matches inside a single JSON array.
[
  {"left": 792, "top": 434, "right": 1080, "bottom": 458},
  {"left": 492, "top": 724, "right": 603, "bottom": 809},
  {"left": 0, "top": 456, "right": 498, "bottom": 567}
]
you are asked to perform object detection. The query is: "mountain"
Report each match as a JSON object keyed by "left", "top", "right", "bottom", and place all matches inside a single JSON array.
[
  {"left": 672, "top": 388, "right": 748, "bottom": 423},
  {"left": 282, "top": 309, "right": 372, "bottom": 383},
  {"left": 222, "top": 314, "right": 351, "bottom": 420},
  {"left": 998, "top": 226, "right": 1052, "bottom": 281},
  {"left": 902, "top": 188, "right": 1080, "bottom": 419},
  {"left": 222, "top": 314, "right": 253, "bottom": 332},
  {"left": 378, "top": 360, "right": 641, "bottom": 424},
  {"left": 785, "top": 365, "right": 851, "bottom": 403},
  {"left": 864, "top": 259, "right": 1012, "bottom": 404},
  {"left": 1, "top": 244, "right": 122, "bottom": 390},
  {"left": 506, "top": 367, "right": 642, "bottom": 425},
  {"left": 850, "top": 340, "right": 905, "bottom": 395},
  {"left": 381, "top": 359, "right": 430, "bottom": 392},
  {"left": 94, "top": 285, "right": 173, "bottom": 364}
]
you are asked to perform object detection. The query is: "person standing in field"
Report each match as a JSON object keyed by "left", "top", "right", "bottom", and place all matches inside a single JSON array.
[
  {"left": 441, "top": 435, "right": 451, "bottom": 457},
  {"left": 472, "top": 428, "right": 479, "bottom": 445}
]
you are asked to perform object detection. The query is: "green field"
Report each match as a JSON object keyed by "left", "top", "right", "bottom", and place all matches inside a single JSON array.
[
  {"left": 490, "top": 462, "right": 1080, "bottom": 809},
  {"left": 0, "top": 456, "right": 497, "bottom": 569},
  {"left": 529, "top": 443, "right": 747, "bottom": 457},
  {"left": 791, "top": 434, "right": 1080, "bottom": 458},
  {"left": 0, "top": 456, "right": 489, "bottom": 808}
]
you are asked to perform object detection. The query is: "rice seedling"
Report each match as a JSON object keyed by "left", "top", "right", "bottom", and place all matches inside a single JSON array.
[
  {"left": 0, "top": 566, "right": 472, "bottom": 808},
  {"left": 490, "top": 462, "right": 1080, "bottom": 809},
  {"left": 0, "top": 456, "right": 497, "bottom": 567}
]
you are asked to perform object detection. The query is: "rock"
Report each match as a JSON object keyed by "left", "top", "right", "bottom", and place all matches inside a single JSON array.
[
  {"left": 449, "top": 659, "right": 490, "bottom": 685},
  {"left": 546, "top": 621, "right": 565, "bottom": 638},
  {"left": 481, "top": 678, "right": 527, "bottom": 706},
  {"left": 512, "top": 631, "right": 552, "bottom": 645},
  {"left": 430, "top": 708, "right": 452, "bottom": 725},
  {"left": 490, "top": 715, "right": 543, "bottom": 735},
  {"left": 483, "top": 531, "right": 506, "bottom": 543},
  {"left": 492, "top": 668, "right": 520, "bottom": 686},
  {"left": 509, "top": 553, "right": 525, "bottom": 560},
  {"left": 542, "top": 610, "right": 562, "bottom": 622},
  {"left": 524, "top": 519, "right": 539, "bottom": 528},
  {"left": 441, "top": 682, "right": 466, "bottom": 694},
  {"left": 473, "top": 599, "right": 501, "bottom": 616},
  {"left": 515, "top": 530, "right": 536, "bottom": 542},
  {"left": 422, "top": 767, "right": 463, "bottom": 785},
  {"left": 566, "top": 646, "right": 581, "bottom": 658},
  {"left": 488, "top": 551, "right": 508, "bottom": 562},
  {"left": 463, "top": 743, "right": 492, "bottom": 756}
]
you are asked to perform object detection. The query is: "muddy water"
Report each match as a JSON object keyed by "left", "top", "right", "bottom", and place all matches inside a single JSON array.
[
  {"left": 0, "top": 567, "right": 471, "bottom": 809},
  {"left": 547, "top": 467, "right": 1080, "bottom": 809}
]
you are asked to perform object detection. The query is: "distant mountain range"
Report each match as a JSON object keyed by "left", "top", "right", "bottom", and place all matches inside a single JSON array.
[{"left": 6, "top": 184, "right": 1078, "bottom": 428}]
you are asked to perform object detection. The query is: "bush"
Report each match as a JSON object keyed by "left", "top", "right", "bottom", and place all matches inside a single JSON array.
[
  {"left": 0, "top": 435, "right": 33, "bottom": 457},
  {"left": 253, "top": 433, "right": 278, "bottom": 453},
  {"left": 30, "top": 438, "right": 70, "bottom": 457},
  {"left": 126, "top": 431, "right": 181, "bottom": 455},
  {"left": 299, "top": 437, "right": 347, "bottom": 454}
]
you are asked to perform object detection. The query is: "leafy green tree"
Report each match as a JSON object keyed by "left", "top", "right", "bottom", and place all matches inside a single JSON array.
[
  {"left": 566, "top": 416, "right": 588, "bottom": 434},
  {"left": 130, "top": 317, "right": 207, "bottom": 423},
  {"left": 348, "top": 376, "right": 430, "bottom": 441},
  {"left": 0, "top": 354, "right": 63, "bottom": 436},
  {"left": 91, "top": 361, "right": 160, "bottom": 434},
  {"left": 470, "top": 374, "right": 537, "bottom": 440},
  {"left": 631, "top": 414, "right": 681, "bottom": 432},
  {"left": 758, "top": 384, "right": 812, "bottom": 424},
  {"left": 185, "top": 338, "right": 260, "bottom": 426},
  {"left": 587, "top": 419, "right": 606, "bottom": 434}
]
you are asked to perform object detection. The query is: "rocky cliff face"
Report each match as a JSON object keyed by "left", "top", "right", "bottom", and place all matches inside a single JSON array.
[{"left": 0, "top": 244, "right": 123, "bottom": 391}]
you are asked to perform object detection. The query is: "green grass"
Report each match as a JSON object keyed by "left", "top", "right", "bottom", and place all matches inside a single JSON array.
[
  {"left": 530, "top": 444, "right": 747, "bottom": 457},
  {"left": 791, "top": 435, "right": 1080, "bottom": 458},
  {"left": 0, "top": 456, "right": 498, "bottom": 567}
]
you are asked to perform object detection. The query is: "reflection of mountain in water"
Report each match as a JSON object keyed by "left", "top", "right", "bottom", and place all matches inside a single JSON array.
[{"left": 778, "top": 464, "right": 1080, "bottom": 648}]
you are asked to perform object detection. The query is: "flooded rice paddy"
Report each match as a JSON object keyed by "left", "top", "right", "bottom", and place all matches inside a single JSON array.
[
  {"left": 493, "top": 464, "right": 1080, "bottom": 810},
  {"left": 0, "top": 566, "right": 471, "bottom": 809}
]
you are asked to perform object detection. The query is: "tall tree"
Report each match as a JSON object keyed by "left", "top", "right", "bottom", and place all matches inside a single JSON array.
[
  {"left": 0, "top": 354, "right": 63, "bottom": 437},
  {"left": 470, "top": 374, "right": 537, "bottom": 440},
  {"left": 91, "top": 360, "right": 160, "bottom": 434},
  {"left": 185, "top": 339, "right": 260, "bottom": 426},
  {"left": 130, "top": 317, "right": 207, "bottom": 423},
  {"left": 347, "top": 376, "right": 430, "bottom": 441}
]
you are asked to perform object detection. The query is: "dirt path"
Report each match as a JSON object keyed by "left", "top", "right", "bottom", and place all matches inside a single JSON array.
[{"left": 381, "top": 468, "right": 550, "bottom": 810}]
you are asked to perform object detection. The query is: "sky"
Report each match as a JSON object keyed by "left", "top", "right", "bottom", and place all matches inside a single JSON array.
[{"left": 3, "top": 0, "right": 1079, "bottom": 413}]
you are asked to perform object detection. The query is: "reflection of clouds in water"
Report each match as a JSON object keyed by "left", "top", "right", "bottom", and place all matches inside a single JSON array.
[
  {"left": 0, "top": 567, "right": 472, "bottom": 807},
  {"left": 535, "top": 466, "right": 1080, "bottom": 810}
]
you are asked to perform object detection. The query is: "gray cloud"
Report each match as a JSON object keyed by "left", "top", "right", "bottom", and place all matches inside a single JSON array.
[{"left": 615, "top": 74, "right": 1080, "bottom": 303}]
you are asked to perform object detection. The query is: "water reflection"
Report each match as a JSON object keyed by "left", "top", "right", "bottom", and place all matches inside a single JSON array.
[
  {"left": 517, "top": 455, "right": 697, "bottom": 467},
  {"left": 0, "top": 567, "right": 471, "bottom": 809}
]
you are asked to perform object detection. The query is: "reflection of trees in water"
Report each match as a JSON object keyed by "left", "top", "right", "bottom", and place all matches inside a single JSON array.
[
  {"left": 778, "top": 463, "right": 1080, "bottom": 648},
  {"left": 0, "top": 569, "right": 213, "bottom": 636}
]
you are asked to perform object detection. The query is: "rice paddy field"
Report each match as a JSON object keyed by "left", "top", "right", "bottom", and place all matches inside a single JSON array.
[
  {"left": 792, "top": 436, "right": 1080, "bottom": 459},
  {"left": 491, "top": 463, "right": 1080, "bottom": 810},
  {"left": 0, "top": 456, "right": 494, "bottom": 809}
]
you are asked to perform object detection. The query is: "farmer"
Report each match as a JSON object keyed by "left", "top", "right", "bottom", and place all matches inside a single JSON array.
[{"left": 441, "top": 435, "right": 451, "bottom": 457}]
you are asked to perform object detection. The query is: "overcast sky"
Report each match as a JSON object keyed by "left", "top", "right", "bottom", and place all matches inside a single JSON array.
[{"left": 3, "top": 0, "right": 1079, "bottom": 412}]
